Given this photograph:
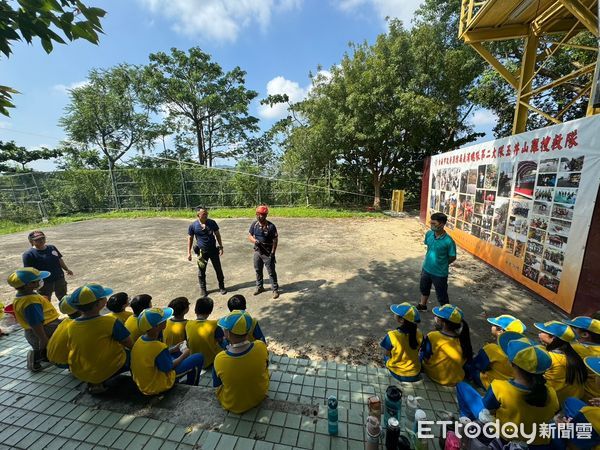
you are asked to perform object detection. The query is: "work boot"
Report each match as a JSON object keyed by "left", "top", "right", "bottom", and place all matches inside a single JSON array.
[
  {"left": 254, "top": 286, "right": 265, "bottom": 296},
  {"left": 272, "top": 290, "right": 280, "bottom": 299}
]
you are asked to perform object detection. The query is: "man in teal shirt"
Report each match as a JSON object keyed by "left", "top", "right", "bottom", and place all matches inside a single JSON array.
[{"left": 417, "top": 212, "right": 456, "bottom": 311}]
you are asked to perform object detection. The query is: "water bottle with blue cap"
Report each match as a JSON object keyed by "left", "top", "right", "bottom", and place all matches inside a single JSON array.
[{"left": 327, "top": 395, "right": 338, "bottom": 435}]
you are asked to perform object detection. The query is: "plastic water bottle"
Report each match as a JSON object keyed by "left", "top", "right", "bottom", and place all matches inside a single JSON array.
[
  {"left": 365, "top": 416, "right": 381, "bottom": 450},
  {"left": 328, "top": 395, "right": 338, "bottom": 435},
  {"left": 414, "top": 409, "right": 427, "bottom": 433},
  {"left": 405, "top": 395, "right": 424, "bottom": 427},
  {"left": 383, "top": 386, "right": 402, "bottom": 428}
]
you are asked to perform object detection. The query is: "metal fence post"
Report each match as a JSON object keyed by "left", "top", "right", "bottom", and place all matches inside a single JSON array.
[{"left": 108, "top": 166, "right": 120, "bottom": 210}]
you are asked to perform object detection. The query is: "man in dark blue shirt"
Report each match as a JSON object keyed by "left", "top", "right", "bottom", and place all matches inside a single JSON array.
[
  {"left": 248, "top": 204, "right": 279, "bottom": 299},
  {"left": 22, "top": 230, "right": 73, "bottom": 301},
  {"left": 187, "top": 207, "right": 227, "bottom": 298}
]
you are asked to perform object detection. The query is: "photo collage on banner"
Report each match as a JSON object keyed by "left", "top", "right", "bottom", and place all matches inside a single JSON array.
[{"left": 427, "top": 115, "right": 600, "bottom": 312}]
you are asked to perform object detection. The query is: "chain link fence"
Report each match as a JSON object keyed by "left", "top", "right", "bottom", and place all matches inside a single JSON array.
[{"left": 0, "top": 167, "right": 391, "bottom": 222}]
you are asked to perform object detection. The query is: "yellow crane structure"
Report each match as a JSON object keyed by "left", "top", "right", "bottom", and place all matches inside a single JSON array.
[{"left": 459, "top": 0, "right": 599, "bottom": 134}]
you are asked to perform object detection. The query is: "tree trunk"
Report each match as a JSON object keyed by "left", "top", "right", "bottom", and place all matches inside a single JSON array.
[
  {"left": 108, "top": 158, "right": 121, "bottom": 209},
  {"left": 195, "top": 122, "right": 204, "bottom": 166},
  {"left": 372, "top": 173, "right": 383, "bottom": 209}
]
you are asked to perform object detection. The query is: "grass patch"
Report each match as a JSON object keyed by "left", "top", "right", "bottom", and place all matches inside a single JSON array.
[{"left": 0, "top": 207, "right": 387, "bottom": 235}]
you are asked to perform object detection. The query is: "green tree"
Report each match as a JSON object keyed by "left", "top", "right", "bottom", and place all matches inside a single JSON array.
[
  {"left": 55, "top": 143, "right": 108, "bottom": 170},
  {"left": 0, "top": 140, "right": 61, "bottom": 172},
  {"left": 0, "top": 0, "right": 106, "bottom": 116},
  {"left": 60, "top": 64, "right": 159, "bottom": 173},
  {"left": 144, "top": 47, "right": 259, "bottom": 167}
]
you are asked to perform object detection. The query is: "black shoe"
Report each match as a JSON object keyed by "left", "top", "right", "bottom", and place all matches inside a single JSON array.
[
  {"left": 219, "top": 288, "right": 228, "bottom": 295},
  {"left": 416, "top": 303, "right": 428, "bottom": 311},
  {"left": 254, "top": 287, "right": 265, "bottom": 296},
  {"left": 272, "top": 290, "right": 280, "bottom": 299}
]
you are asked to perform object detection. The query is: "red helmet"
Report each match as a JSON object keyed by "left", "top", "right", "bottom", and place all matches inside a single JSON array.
[{"left": 256, "top": 205, "right": 269, "bottom": 215}]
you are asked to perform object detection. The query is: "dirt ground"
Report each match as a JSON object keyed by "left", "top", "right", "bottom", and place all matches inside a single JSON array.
[{"left": 0, "top": 215, "right": 567, "bottom": 366}]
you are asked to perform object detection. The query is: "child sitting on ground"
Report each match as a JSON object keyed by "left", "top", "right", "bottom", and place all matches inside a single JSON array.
[
  {"left": 106, "top": 292, "right": 133, "bottom": 323},
  {"left": 380, "top": 302, "right": 422, "bottom": 382},
  {"left": 131, "top": 307, "right": 204, "bottom": 395},
  {"left": 535, "top": 320, "right": 587, "bottom": 404},
  {"left": 186, "top": 297, "right": 226, "bottom": 368},
  {"left": 213, "top": 310, "right": 269, "bottom": 413},
  {"left": 456, "top": 332, "right": 559, "bottom": 448},
  {"left": 566, "top": 316, "right": 600, "bottom": 402},
  {"left": 227, "top": 295, "right": 266, "bottom": 343},
  {"left": 7, "top": 267, "right": 61, "bottom": 372},
  {"left": 124, "top": 294, "right": 152, "bottom": 343},
  {"left": 421, "top": 304, "right": 473, "bottom": 386},
  {"left": 468, "top": 314, "right": 526, "bottom": 389},
  {"left": 67, "top": 283, "right": 133, "bottom": 393},
  {"left": 47, "top": 295, "right": 80, "bottom": 368},
  {"left": 164, "top": 297, "right": 190, "bottom": 347}
]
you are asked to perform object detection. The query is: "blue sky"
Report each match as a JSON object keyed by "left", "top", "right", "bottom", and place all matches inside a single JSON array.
[{"left": 1, "top": 0, "right": 496, "bottom": 170}]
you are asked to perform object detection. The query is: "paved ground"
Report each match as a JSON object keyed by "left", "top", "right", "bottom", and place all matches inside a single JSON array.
[{"left": 0, "top": 216, "right": 567, "bottom": 365}]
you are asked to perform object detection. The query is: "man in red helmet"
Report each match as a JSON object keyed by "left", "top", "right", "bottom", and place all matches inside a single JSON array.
[{"left": 248, "top": 204, "right": 279, "bottom": 299}]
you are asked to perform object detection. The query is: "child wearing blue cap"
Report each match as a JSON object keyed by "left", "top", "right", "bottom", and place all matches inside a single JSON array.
[
  {"left": 535, "top": 320, "right": 587, "bottom": 404},
  {"left": 213, "top": 310, "right": 269, "bottom": 413},
  {"left": 456, "top": 332, "right": 559, "bottom": 448},
  {"left": 106, "top": 292, "right": 133, "bottom": 323},
  {"left": 47, "top": 295, "right": 80, "bottom": 368},
  {"left": 421, "top": 304, "right": 473, "bottom": 386},
  {"left": 67, "top": 283, "right": 133, "bottom": 394},
  {"left": 7, "top": 267, "right": 61, "bottom": 372},
  {"left": 131, "top": 307, "right": 204, "bottom": 396},
  {"left": 556, "top": 356, "right": 600, "bottom": 449},
  {"left": 124, "top": 294, "right": 153, "bottom": 343},
  {"left": 164, "top": 297, "right": 190, "bottom": 347},
  {"left": 380, "top": 302, "right": 423, "bottom": 382},
  {"left": 186, "top": 297, "right": 226, "bottom": 369},
  {"left": 227, "top": 295, "right": 266, "bottom": 344},
  {"left": 468, "top": 314, "right": 526, "bottom": 389},
  {"left": 566, "top": 317, "right": 600, "bottom": 402}
]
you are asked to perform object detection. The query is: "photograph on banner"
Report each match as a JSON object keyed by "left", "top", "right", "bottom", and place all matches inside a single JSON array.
[{"left": 426, "top": 115, "right": 600, "bottom": 313}]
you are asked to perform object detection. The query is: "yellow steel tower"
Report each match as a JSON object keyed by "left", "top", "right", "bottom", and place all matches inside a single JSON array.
[{"left": 459, "top": 0, "right": 599, "bottom": 134}]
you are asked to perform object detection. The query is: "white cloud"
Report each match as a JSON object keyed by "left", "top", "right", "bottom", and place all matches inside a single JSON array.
[
  {"left": 138, "top": 0, "right": 302, "bottom": 43},
  {"left": 471, "top": 109, "right": 498, "bottom": 127},
  {"left": 258, "top": 76, "right": 309, "bottom": 120},
  {"left": 336, "top": 0, "right": 424, "bottom": 27},
  {"left": 53, "top": 80, "right": 89, "bottom": 94}
]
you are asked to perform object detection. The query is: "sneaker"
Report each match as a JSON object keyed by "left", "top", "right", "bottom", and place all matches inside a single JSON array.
[
  {"left": 219, "top": 288, "right": 228, "bottom": 295},
  {"left": 416, "top": 303, "right": 427, "bottom": 311},
  {"left": 27, "top": 350, "right": 43, "bottom": 373},
  {"left": 88, "top": 383, "right": 108, "bottom": 395},
  {"left": 254, "top": 287, "right": 265, "bottom": 296},
  {"left": 272, "top": 290, "right": 280, "bottom": 299}
]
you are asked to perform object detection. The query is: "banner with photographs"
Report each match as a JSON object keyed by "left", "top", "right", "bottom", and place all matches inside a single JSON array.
[{"left": 427, "top": 115, "right": 600, "bottom": 313}]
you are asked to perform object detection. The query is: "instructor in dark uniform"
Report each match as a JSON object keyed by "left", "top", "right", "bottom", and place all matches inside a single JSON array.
[
  {"left": 187, "top": 207, "right": 227, "bottom": 298},
  {"left": 248, "top": 204, "right": 280, "bottom": 299}
]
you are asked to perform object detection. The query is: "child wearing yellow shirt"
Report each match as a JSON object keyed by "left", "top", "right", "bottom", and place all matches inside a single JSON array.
[
  {"left": 468, "top": 314, "right": 526, "bottom": 389},
  {"left": 535, "top": 320, "right": 587, "bottom": 404},
  {"left": 213, "top": 310, "right": 269, "bottom": 414},
  {"left": 131, "top": 307, "right": 204, "bottom": 396},
  {"left": 227, "top": 295, "right": 266, "bottom": 343},
  {"left": 380, "top": 302, "right": 422, "bottom": 382},
  {"left": 186, "top": 297, "right": 226, "bottom": 368},
  {"left": 164, "top": 297, "right": 190, "bottom": 347},
  {"left": 421, "top": 304, "right": 473, "bottom": 386},
  {"left": 106, "top": 292, "right": 133, "bottom": 323},
  {"left": 566, "top": 316, "right": 600, "bottom": 402},
  {"left": 124, "top": 294, "right": 152, "bottom": 343},
  {"left": 7, "top": 267, "right": 61, "bottom": 372},
  {"left": 67, "top": 283, "right": 133, "bottom": 394},
  {"left": 47, "top": 296, "right": 80, "bottom": 368}
]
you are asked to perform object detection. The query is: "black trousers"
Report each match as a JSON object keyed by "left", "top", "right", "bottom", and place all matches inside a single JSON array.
[
  {"left": 38, "top": 277, "right": 67, "bottom": 301},
  {"left": 419, "top": 269, "right": 449, "bottom": 305},
  {"left": 198, "top": 248, "right": 225, "bottom": 291},
  {"left": 254, "top": 251, "right": 278, "bottom": 291}
]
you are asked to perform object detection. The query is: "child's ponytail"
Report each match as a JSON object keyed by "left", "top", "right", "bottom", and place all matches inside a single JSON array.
[
  {"left": 547, "top": 338, "right": 587, "bottom": 385},
  {"left": 401, "top": 321, "right": 419, "bottom": 350},
  {"left": 458, "top": 319, "right": 473, "bottom": 362},
  {"left": 519, "top": 368, "right": 549, "bottom": 407}
]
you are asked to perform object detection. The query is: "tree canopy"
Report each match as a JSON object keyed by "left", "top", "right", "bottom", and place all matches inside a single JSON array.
[{"left": 0, "top": 140, "right": 61, "bottom": 172}]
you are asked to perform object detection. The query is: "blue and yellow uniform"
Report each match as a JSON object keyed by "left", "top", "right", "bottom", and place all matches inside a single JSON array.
[
  {"left": 131, "top": 336, "right": 176, "bottom": 395},
  {"left": 164, "top": 318, "right": 187, "bottom": 347},
  {"left": 573, "top": 343, "right": 600, "bottom": 401},
  {"left": 421, "top": 331, "right": 465, "bottom": 386},
  {"left": 213, "top": 341, "right": 269, "bottom": 414},
  {"left": 471, "top": 343, "right": 513, "bottom": 389},
  {"left": 67, "top": 315, "right": 130, "bottom": 384},
  {"left": 47, "top": 317, "right": 73, "bottom": 366},
  {"left": 12, "top": 293, "right": 59, "bottom": 330},
  {"left": 107, "top": 310, "right": 133, "bottom": 324},
  {"left": 248, "top": 318, "right": 266, "bottom": 344},
  {"left": 381, "top": 328, "right": 423, "bottom": 381},
  {"left": 124, "top": 314, "right": 144, "bottom": 343},
  {"left": 186, "top": 319, "right": 225, "bottom": 368},
  {"left": 544, "top": 350, "right": 586, "bottom": 404}
]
